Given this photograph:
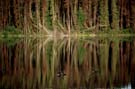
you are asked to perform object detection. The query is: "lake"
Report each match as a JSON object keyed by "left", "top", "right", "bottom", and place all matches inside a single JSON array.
[{"left": 0, "top": 36, "right": 135, "bottom": 89}]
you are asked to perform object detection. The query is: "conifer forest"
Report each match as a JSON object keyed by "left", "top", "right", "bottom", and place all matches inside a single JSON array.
[{"left": 0, "top": 0, "right": 135, "bottom": 34}]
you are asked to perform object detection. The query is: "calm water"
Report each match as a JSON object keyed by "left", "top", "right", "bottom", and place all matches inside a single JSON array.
[{"left": 0, "top": 37, "right": 135, "bottom": 89}]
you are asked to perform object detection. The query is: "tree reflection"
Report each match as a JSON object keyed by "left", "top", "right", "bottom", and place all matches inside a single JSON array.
[{"left": 0, "top": 37, "right": 135, "bottom": 89}]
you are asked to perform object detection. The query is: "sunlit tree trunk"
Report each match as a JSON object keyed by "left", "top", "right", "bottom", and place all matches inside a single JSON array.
[
  {"left": 71, "top": 0, "right": 78, "bottom": 30},
  {"left": 34, "top": 0, "right": 40, "bottom": 27},
  {"left": 65, "top": 0, "right": 71, "bottom": 34},
  {"left": 24, "top": 0, "right": 30, "bottom": 33},
  {"left": 99, "top": 0, "right": 109, "bottom": 30},
  {"left": 52, "top": 0, "right": 55, "bottom": 29},
  {"left": 92, "top": 0, "right": 98, "bottom": 27},
  {"left": 88, "top": 0, "right": 92, "bottom": 27},
  {"left": 111, "top": 0, "right": 119, "bottom": 29}
]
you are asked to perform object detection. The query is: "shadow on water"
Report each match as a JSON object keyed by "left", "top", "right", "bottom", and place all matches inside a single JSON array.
[{"left": 0, "top": 36, "right": 135, "bottom": 89}]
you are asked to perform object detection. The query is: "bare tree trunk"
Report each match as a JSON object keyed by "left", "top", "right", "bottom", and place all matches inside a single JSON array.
[
  {"left": 88, "top": 0, "right": 92, "bottom": 27},
  {"left": 35, "top": 0, "right": 41, "bottom": 27},
  {"left": 130, "top": 0, "right": 135, "bottom": 31},
  {"left": 41, "top": 0, "right": 46, "bottom": 26},
  {"left": 119, "top": 0, "right": 123, "bottom": 29},
  {"left": 126, "top": 0, "right": 130, "bottom": 28},
  {"left": 72, "top": 0, "right": 78, "bottom": 30},
  {"left": 66, "top": 0, "right": 71, "bottom": 34},
  {"left": 99, "top": 0, "right": 109, "bottom": 30},
  {"left": 13, "top": 0, "right": 20, "bottom": 27},
  {"left": 0, "top": 0, "right": 10, "bottom": 28},
  {"left": 52, "top": 0, "right": 57, "bottom": 32},
  {"left": 82, "top": 0, "right": 89, "bottom": 28},
  {"left": 24, "top": 0, "right": 30, "bottom": 33},
  {"left": 111, "top": 0, "right": 119, "bottom": 30},
  {"left": 92, "top": 0, "right": 98, "bottom": 26},
  {"left": 0, "top": 0, "right": 2, "bottom": 29},
  {"left": 29, "top": 0, "right": 32, "bottom": 19}
]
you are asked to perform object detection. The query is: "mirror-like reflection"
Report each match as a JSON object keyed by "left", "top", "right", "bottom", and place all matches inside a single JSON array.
[{"left": 0, "top": 37, "right": 135, "bottom": 89}]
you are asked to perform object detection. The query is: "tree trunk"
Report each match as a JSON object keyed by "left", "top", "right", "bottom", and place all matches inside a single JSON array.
[
  {"left": 130, "top": 0, "right": 135, "bottom": 31},
  {"left": 111, "top": 0, "right": 119, "bottom": 29},
  {"left": 24, "top": 0, "right": 30, "bottom": 33},
  {"left": 35, "top": 0, "right": 40, "bottom": 26},
  {"left": 13, "top": 0, "right": 20, "bottom": 27},
  {"left": 99, "top": 0, "right": 109, "bottom": 30},
  {"left": 41, "top": 0, "right": 46, "bottom": 26}
]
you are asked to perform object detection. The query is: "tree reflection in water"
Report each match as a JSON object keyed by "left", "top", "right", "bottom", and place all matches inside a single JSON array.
[{"left": 0, "top": 37, "right": 135, "bottom": 89}]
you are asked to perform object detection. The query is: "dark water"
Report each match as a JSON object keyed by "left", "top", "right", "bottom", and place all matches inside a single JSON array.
[{"left": 0, "top": 37, "right": 135, "bottom": 89}]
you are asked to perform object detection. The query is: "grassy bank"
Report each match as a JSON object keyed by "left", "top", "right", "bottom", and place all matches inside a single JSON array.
[{"left": 0, "top": 26, "right": 135, "bottom": 38}]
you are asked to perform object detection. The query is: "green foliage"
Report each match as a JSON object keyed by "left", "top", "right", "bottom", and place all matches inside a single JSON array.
[
  {"left": 77, "top": 8, "right": 85, "bottom": 29},
  {"left": 97, "top": 28, "right": 133, "bottom": 35},
  {"left": 0, "top": 37, "right": 21, "bottom": 47},
  {"left": 99, "top": 0, "right": 109, "bottom": 26},
  {"left": 45, "top": 0, "right": 53, "bottom": 30},
  {"left": 2, "top": 26, "right": 21, "bottom": 36},
  {"left": 46, "top": 13, "right": 53, "bottom": 30},
  {"left": 122, "top": 29, "right": 133, "bottom": 34}
]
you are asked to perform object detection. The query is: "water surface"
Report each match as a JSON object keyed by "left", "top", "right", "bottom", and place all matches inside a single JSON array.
[{"left": 0, "top": 37, "right": 135, "bottom": 89}]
